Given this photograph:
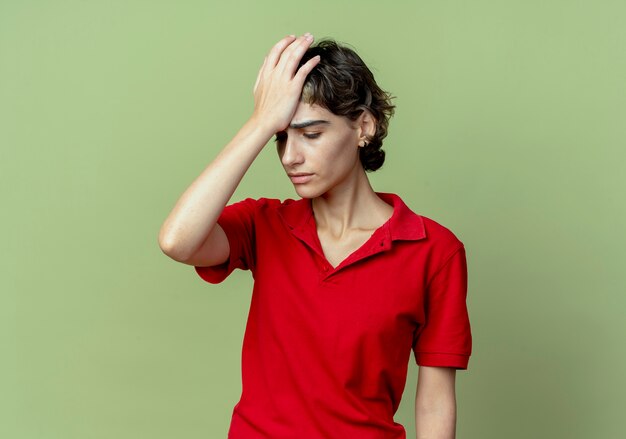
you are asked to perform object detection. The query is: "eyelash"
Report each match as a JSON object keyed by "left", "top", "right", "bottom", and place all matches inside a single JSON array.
[{"left": 274, "top": 133, "right": 321, "bottom": 142}]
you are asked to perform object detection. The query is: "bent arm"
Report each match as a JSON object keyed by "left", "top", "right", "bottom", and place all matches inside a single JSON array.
[
  {"left": 158, "top": 34, "right": 320, "bottom": 266},
  {"left": 158, "top": 118, "right": 273, "bottom": 264},
  {"left": 415, "top": 366, "right": 457, "bottom": 439}
]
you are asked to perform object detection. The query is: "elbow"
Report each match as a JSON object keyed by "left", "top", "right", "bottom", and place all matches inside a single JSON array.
[{"left": 158, "top": 229, "right": 192, "bottom": 262}]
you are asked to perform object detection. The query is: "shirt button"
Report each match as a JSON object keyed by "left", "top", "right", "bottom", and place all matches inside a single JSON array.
[{"left": 323, "top": 266, "right": 329, "bottom": 272}]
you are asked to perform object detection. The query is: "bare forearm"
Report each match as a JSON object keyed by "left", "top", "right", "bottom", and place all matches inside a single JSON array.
[
  {"left": 158, "top": 116, "right": 272, "bottom": 260},
  {"left": 415, "top": 398, "right": 456, "bottom": 439},
  {"left": 415, "top": 366, "right": 457, "bottom": 439}
]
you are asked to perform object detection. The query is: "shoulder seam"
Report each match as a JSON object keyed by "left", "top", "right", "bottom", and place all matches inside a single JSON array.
[{"left": 425, "top": 244, "right": 465, "bottom": 289}]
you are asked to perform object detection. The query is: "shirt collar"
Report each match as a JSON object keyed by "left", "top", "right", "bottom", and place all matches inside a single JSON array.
[{"left": 277, "top": 192, "right": 426, "bottom": 242}]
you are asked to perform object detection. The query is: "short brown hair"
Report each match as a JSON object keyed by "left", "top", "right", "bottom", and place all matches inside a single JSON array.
[{"left": 298, "top": 39, "right": 396, "bottom": 172}]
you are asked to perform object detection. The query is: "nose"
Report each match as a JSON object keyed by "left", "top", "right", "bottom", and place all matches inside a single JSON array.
[{"left": 279, "top": 136, "right": 304, "bottom": 167}]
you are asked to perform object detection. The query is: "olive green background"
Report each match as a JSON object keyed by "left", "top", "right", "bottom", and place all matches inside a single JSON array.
[{"left": 2, "top": 1, "right": 624, "bottom": 438}]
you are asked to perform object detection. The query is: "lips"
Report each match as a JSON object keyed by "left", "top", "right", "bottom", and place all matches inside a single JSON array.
[{"left": 288, "top": 173, "right": 314, "bottom": 184}]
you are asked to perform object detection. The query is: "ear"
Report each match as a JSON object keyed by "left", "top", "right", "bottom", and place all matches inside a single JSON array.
[{"left": 357, "top": 109, "right": 377, "bottom": 147}]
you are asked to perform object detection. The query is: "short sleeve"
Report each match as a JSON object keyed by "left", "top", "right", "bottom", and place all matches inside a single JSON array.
[
  {"left": 194, "top": 197, "right": 258, "bottom": 284},
  {"left": 413, "top": 245, "right": 472, "bottom": 369}
]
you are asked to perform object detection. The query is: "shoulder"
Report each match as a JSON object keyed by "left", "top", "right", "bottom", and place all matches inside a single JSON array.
[
  {"left": 378, "top": 193, "right": 463, "bottom": 253},
  {"left": 224, "top": 197, "right": 305, "bottom": 224},
  {"left": 420, "top": 214, "right": 464, "bottom": 251},
  {"left": 386, "top": 192, "right": 464, "bottom": 267},
  {"left": 226, "top": 196, "right": 295, "bottom": 211},
  {"left": 416, "top": 214, "right": 466, "bottom": 282}
]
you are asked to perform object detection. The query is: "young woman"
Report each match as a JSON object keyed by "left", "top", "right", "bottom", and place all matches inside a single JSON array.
[{"left": 159, "top": 33, "right": 472, "bottom": 439}]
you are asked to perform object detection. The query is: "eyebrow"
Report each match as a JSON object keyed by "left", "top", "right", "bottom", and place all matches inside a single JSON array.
[{"left": 288, "top": 120, "right": 330, "bottom": 129}]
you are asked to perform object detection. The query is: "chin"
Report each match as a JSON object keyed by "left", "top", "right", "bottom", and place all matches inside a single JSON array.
[{"left": 293, "top": 185, "right": 324, "bottom": 199}]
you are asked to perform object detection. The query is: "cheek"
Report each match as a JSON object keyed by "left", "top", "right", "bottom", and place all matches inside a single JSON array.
[
  {"left": 335, "top": 134, "right": 360, "bottom": 163},
  {"left": 323, "top": 148, "right": 359, "bottom": 179},
  {"left": 331, "top": 130, "right": 359, "bottom": 158}
]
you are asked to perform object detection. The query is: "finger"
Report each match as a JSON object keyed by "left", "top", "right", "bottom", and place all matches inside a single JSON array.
[
  {"left": 253, "top": 56, "right": 267, "bottom": 93},
  {"left": 265, "top": 35, "right": 297, "bottom": 69},
  {"left": 294, "top": 54, "right": 321, "bottom": 84},
  {"left": 276, "top": 33, "right": 315, "bottom": 76}
]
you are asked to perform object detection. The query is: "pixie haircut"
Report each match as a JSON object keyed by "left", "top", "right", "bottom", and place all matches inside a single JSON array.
[{"left": 298, "top": 39, "right": 396, "bottom": 172}]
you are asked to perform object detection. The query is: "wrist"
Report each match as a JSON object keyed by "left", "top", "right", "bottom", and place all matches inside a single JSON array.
[{"left": 247, "top": 112, "right": 281, "bottom": 139}]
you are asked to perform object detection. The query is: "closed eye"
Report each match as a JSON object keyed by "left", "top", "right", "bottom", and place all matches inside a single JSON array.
[{"left": 303, "top": 133, "right": 321, "bottom": 139}]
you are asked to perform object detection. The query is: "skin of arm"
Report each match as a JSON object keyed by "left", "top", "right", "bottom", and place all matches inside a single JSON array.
[
  {"left": 415, "top": 366, "right": 457, "bottom": 439},
  {"left": 158, "top": 33, "right": 320, "bottom": 265}
]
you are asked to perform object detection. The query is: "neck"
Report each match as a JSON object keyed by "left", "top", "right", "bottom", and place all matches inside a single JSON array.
[{"left": 311, "top": 170, "right": 390, "bottom": 235}]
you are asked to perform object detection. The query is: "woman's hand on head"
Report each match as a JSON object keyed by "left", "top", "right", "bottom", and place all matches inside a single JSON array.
[{"left": 251, "top": 33, "right": 321, "bottom": 135}]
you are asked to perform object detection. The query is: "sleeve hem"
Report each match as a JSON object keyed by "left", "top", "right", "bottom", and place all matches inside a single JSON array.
[
  {"left": 194, "top": 262, "right": 231, "bottom": 284},
  {"left": 193, "top": 216, "right": 242, "bottom": 284},
  {"left": 415, "top": 352, "right": 470, "bottom": 369}
]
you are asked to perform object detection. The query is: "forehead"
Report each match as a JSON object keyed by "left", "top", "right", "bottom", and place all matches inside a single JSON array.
[{"left": 290, "top": 102, "right": 348, "bottom": 127}]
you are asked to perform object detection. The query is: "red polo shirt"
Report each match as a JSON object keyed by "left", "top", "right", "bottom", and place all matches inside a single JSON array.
[{"left": 195, "top": 192, "right": 472, "bottom": 439}]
